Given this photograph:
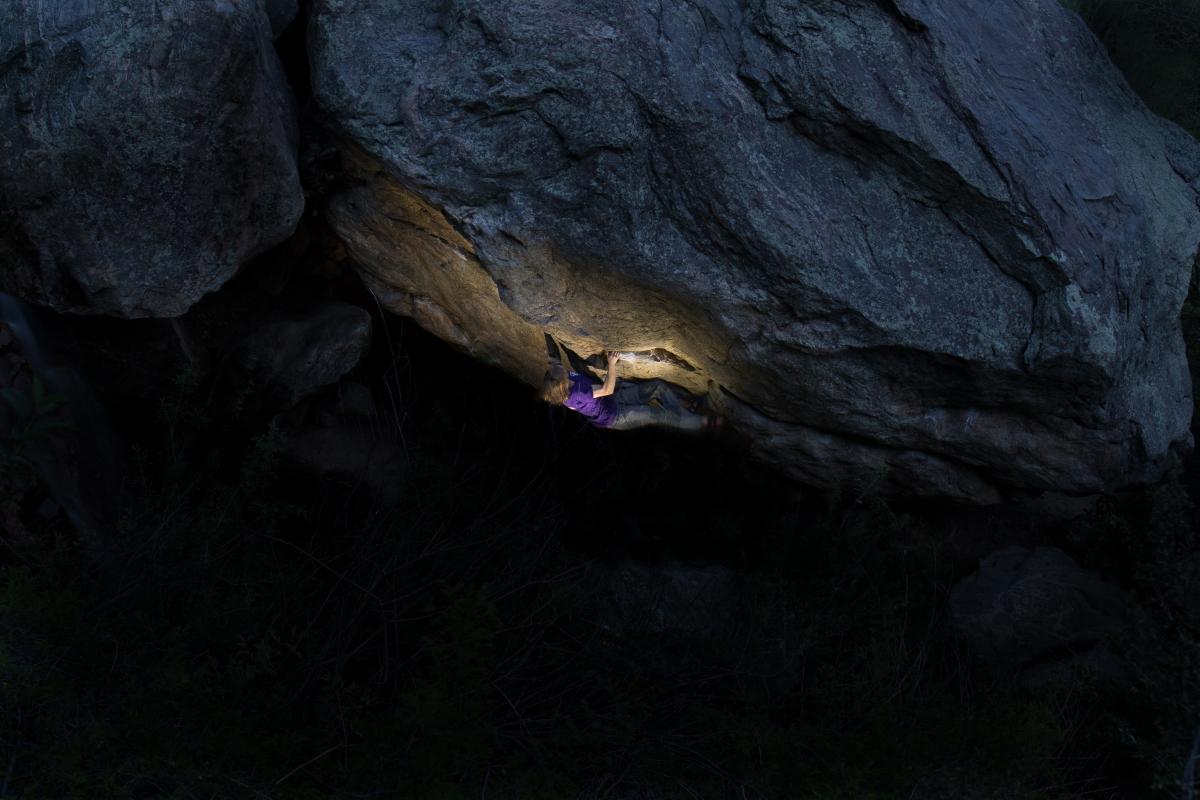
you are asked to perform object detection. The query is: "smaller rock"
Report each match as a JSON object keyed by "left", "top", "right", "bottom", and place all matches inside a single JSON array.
[
  {"left": 1, "top": 0, "right": 304, "bottom": 317},
  {"left": 228, "top": 302, "right": 372, "bottom": 411},
  {"left": 949, "top": 546, "right": 1131, "bottom": 674},
  {"left": 281, "top": 425, "right": 405, "bottom": 507}
]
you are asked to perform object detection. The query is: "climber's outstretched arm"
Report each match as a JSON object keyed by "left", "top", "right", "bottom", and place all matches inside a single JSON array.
[{"left": 592, "top": 351, "right": 620, "bottom": 398}]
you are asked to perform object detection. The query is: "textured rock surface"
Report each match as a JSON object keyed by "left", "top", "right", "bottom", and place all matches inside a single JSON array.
[
  {"left": 0, "top": 0, "right": 304, "bottom": 317},
  {"left": 949, "top": 545, "right": 1131, "bottom": 672},
  {"left": 226, "top": 300, "right": 372, "bottom": 411},
  {"left": 311, "top": 0, "right": 1200, "bottom": 501}
]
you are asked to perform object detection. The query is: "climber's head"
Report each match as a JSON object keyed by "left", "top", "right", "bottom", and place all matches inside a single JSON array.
[{"left": 540, "top": 363, "right": 570, "bottom": 405}]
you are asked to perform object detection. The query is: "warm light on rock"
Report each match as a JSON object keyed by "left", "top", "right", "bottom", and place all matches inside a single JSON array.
[{"left": 309, "top": 0, "right": 1200, "bottom": 502}]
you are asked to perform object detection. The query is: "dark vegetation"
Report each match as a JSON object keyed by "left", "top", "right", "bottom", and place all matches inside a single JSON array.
[{"left": 1, "top": 2, "right": 1199, "bottom": 798}]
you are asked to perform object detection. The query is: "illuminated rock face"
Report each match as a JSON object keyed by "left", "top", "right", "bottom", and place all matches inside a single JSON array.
[
  {"left": 0, "top": 0, "right": 303, "bottom": 317},
  {"left": 309, "top": 0, "right": 1200, "bottom": 502}
]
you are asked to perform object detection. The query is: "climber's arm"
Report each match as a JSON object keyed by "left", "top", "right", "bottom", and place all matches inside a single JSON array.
[{"left": 592, "top": 351, "right": 620, "bottom": 398}]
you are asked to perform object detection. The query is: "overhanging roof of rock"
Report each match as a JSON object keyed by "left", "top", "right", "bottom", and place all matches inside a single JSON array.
[{"left": 310, "top": 0, "right": 1200, "bottom": 501}]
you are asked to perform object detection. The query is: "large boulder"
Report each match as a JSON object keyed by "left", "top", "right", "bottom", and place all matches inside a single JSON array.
[
  {"left": 0, "top": 0, "right": 304, "bottom": 317},
  {"left": 310, "top": 0, "right": 1200, "bottom": 502}
]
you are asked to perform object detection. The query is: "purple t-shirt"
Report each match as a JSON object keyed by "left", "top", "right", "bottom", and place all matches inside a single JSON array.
[{"left": 563, "top": 371, "right": 617, "bottom": 428}]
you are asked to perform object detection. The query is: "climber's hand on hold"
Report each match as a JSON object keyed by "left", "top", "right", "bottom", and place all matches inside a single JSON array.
[{"left": 595, "top": 351, "right": 620, "bottom": 397}]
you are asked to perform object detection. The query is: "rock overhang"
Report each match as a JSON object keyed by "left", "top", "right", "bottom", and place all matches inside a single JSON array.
[{"left": 307, "top": 0, "right": 1200, "bottom": 502}]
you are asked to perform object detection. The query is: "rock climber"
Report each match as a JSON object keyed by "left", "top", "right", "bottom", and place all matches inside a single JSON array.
[{"left": 540, "top": 349, "right": 723, "bottom": 434}]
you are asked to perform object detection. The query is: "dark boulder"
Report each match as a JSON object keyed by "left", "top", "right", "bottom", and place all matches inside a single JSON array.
[
  {"left": 0, "top": 0, "right": 304, "bottom": 317},
  {"left": 225, "top": 300, "right": 373, "bottom": 412}
]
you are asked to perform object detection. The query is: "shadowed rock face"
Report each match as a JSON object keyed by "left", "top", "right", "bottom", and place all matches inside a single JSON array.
[
  {"left": 0, "top": 0, "right": 304, "bottom": 317},
  {"left": 310, "top": 0, "right": 1200, "bottom": 502}
]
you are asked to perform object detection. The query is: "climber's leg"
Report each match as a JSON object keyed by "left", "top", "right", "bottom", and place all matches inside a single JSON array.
[
  {"left": 607, "top": 402, "right": 707, "bottom": 432},
  {"left": 605, "top": 378, "right": 710, "bottom": 432}
]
